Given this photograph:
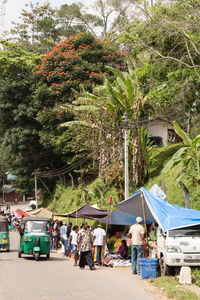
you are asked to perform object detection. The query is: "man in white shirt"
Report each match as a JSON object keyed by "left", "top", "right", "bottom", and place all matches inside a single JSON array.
[
  {"left": 128, "top": 216, "right": 144, "bottom": 274},
  {"left": 93, "top": 224, "right": 105, "bottom": 265}
]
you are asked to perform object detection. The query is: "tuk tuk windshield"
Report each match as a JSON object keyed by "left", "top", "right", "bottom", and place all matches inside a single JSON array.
[
  {"left": 24, "top": 221, "right": 50, "bottom": 233},
  {"left": 0, "top": 222, "right": 8, "bottom": 232}
]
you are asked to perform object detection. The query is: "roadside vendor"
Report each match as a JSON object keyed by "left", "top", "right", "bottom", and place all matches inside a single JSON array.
[
  {"left": 118, "top": 240, "right": 128, "bottom": 259},
  {"left": 128, "top": 216, "right": 145, "bottom": 275}
]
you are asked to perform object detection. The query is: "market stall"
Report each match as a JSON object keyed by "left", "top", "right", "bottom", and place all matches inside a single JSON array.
[
  {"left": 116, "top": 187, "right": 200, "bottom": 232},
  {"left": 56, "top": 204, "right": 108, "bottom": 220},
  {"left": 30, "top": 207, "right": 65, "bottom": 221},
  {"left": 14, "top": 209, "right": 30, "bottom": 219}
]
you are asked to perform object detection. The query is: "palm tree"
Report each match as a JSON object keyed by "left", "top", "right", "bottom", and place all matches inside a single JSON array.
[{"left": 162, "top": 121, "right": 200, "bottom": 185}]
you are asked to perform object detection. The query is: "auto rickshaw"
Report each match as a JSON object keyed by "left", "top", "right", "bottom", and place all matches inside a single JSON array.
[
  {"left": 0, "top": 216, "right": 10, "bottom": 251},
  {"left": 18, "top": 216, "right": 51, "bottom": 261}
]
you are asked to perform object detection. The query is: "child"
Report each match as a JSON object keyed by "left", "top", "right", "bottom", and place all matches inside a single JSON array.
[{"left": 68, "top": 225, "right": 79, "bottom": 266}]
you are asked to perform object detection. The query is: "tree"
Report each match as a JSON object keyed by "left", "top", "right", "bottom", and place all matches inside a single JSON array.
[
  {"left": 57, "top": 3, "right": 103, "bottom": 37},
  {"left": 60, "top": 61, "right": 152, "bottom": 186},
  {"left": 162, "top": 121, "right": 200, "bottom": 186},
  {"left": 120, "top": 0, "right": 200, "bottom": 130},
  {"left": 0, "top": 42, "right": 65, "bottom": 193},
  {"left": 33, "top": 32, "right": 126, "bottom": 156},
  {"left": 9, "top": 2, "right": 60, "bottom": 53}
]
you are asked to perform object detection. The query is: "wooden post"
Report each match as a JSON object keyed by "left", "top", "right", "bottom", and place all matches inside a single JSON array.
[
  {"left": 103, "top": 195, "right": 112, "bottom": 266},
  {"left": 34, "top": 173, "right": 38, "bottom": 210},
  {"left": 141, "top": 192, "right": 149, "bottom": 258},
  {"left": 141, "top": 192, "right": 147, "bottom": 238}
]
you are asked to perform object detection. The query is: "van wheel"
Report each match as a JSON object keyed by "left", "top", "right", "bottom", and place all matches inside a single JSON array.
[
  {"left": 18, "top": 250, "right": 22, "bottom": 258},
  {"left": 35, "top": 252, "right": 40, "bottom": 261},
  {"left": 159, "top": 257, "right": 170, "bottom": 276}
]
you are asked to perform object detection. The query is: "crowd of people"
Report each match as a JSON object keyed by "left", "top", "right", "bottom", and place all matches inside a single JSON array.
[
  {"left": 0, "top": 205, "right": 21, "bottom": 232},
  {"left": 50, "top": 216, "right": 145, "bottom": 274},
  {"left": 50, "top": 220, "right": 107, "bottom": 270},
  {"left": 1, "top": 206, "right": 146, "bottom": 274}
]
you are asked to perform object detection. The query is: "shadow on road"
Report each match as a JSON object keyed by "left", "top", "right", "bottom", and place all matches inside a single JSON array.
[
  {"left": 21, "top": 256, "right": 68, "bottom": 262},
  {"left": 0, "top": 249, "right": 17, "bottom": 253}
]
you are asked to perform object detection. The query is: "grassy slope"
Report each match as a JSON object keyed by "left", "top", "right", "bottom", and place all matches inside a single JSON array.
[
  {"left": 48, "top": 178, "right": 118, "bottom": 214},
  {"left": 145, "top": 144, "right": 200, "bottom": 210},
  {"left": 48, "top": 143, "right": 200, "bottom": 214}
]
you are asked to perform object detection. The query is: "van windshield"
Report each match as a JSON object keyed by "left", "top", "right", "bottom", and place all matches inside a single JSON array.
[
  {"left": 169, "top": 225, "right": 200, "bottom": 237},
  {"left": 24, "top": 221, "right": 50, "bottom": 233}
]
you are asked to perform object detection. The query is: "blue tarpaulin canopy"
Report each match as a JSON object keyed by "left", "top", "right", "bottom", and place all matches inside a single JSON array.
[{"left": 116, "top": 187, "right": 200, "bottom": 232}]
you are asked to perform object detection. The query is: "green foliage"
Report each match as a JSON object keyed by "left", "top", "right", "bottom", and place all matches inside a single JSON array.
[
  {"left": 145, "top": 144, "right": 200, "bottom": 209},
  {"left": 33, "top": 32, "right": 125, "bottom": 162},
  {"left": 120, "top": 0, "right": 200, "bottom": 124},
  {"left": 48, "top": 178, "right": 119, "bottom": 214},
  {"left": 162, "top": 122, "right": 200, "bottom": 185},
  {"left": 0, "top": 42, "right": 66, "bottom": 193},
  {"left": 191, "top": 268, "right": 200, "bottom": 288},
  {"left": 153, "top": 276, "right": 199, "bottom": 300},
  {"left": 140, "top": 126, "right": 154, "bottom": 180}
]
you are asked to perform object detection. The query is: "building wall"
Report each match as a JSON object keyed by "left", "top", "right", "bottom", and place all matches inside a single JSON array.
[
  {"left": 148, "top": 121, "right": 174, "bottom": 147},
  {"left": 4, "top": 192, "right": 23, "bottom": 203}
]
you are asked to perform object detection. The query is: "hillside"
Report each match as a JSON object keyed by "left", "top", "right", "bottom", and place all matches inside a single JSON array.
[{"left": 47, "top": 144, "right": 200, "bottom": 214}]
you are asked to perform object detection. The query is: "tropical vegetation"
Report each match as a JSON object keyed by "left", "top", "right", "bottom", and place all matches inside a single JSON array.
[{"left": 0, "top": 0, "right": 199, "bottom": 210}]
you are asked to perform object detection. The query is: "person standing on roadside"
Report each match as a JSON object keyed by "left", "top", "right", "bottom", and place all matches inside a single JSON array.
[
  {"left": 60, "top": 222, "right": 68, "bottom": 256},
  {"left": 128, "top": 216, "right": 145, "bottom": 275},
  {"left": 66, "top": 222, "right": 72, "bottom": 257},
  {"left": 93, "top": 224, "right": 105, "bottom": 266},
  {"left": 68, "top": 225, "right": 79, "bottom": 266},
  {"left": 77, "top": 222, "right": 95, "bottom": 270},
  {"left": 53, "top": 219, "right": 59, "bottom": 250}
]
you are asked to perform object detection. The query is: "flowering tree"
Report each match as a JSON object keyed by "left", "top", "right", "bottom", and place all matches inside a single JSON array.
[{"left": 33, "top": 32, "right": 127, "bottom": 149}]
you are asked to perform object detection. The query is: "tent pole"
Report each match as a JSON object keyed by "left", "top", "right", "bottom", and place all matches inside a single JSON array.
[
  {"left": 76, "top": 210, "right": 78, "bottom": 224},
  {"left": 141, "top": 192, "right": 147, "bottom": 238},
  {"left": 103, "top": 203, "right": 111, "bottom": 267}
]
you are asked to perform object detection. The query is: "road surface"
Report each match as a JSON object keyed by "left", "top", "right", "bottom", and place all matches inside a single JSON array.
[{"left": 0, "top": 232, "right": 165, "bottom": 300}]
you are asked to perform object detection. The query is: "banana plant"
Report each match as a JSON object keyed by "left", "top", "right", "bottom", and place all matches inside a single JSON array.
[{"left": 162, "top": 121, "right": 200, "bottom": 185}]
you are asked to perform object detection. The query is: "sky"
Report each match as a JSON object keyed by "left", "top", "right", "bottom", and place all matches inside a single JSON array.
[{"left": 4, "top": 0, "right": 90, "bottom": 30}]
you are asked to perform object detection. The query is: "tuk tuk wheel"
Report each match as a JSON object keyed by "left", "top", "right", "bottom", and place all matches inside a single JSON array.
[
  {"left": 18, "top": 250, "right": 22, "bottom": 258},
  {"left": 7, "top": 248, "right": 10, "bottom": 252},
  {"left": 35, "top": 252, "right": 40, "bottom": 261},
  {"left": 46, "top": 253, "right": 50, "bottom": 259}
]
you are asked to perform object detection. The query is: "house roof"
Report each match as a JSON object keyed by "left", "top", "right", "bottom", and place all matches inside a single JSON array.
[
  {"left": 6, "top": 173, "right": 17, "bottom": 181},
  {"left": 3, "top": 186, "right": 16, "bottom": 194}
]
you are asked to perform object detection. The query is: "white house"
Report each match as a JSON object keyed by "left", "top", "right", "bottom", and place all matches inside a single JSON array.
[{"left": 147, "top": 119, "right": 176, "bottom": 147}]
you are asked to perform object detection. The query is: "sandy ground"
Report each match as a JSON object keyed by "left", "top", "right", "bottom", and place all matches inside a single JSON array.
[{"left": 0, "top": 232, "right": 166, "bottom": 300}]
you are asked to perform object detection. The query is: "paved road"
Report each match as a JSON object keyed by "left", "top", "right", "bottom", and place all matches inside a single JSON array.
[{"left": 0, "top": 233, "right": 165, "bottom": 300}]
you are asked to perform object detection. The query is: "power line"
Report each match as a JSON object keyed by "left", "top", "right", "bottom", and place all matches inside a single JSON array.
[{"left": 36, "top": 157, "right": 89, "bottom": 178}]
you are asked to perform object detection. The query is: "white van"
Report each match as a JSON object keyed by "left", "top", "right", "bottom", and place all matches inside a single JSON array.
[{"left": 157, "top": 225, "right": 200, "bottom": 275}]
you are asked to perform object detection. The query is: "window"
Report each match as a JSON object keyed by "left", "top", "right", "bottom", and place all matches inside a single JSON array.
[
  {"left": 24, "top": 221, "right": 50, "bottom": 233},
  {"left": 148, "top": 136, "right": 163, "bottom": 147},
  {"left": 169, "top": 225, "right": 200, "bottom": 237}
]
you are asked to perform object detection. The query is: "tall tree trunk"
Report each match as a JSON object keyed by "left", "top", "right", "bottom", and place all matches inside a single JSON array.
[
  {"left": 69, "top": 173, "right": 74, "bottom": 188},
  {"left": 186, "top": 112, "right": 191, "bottom": 134}
]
